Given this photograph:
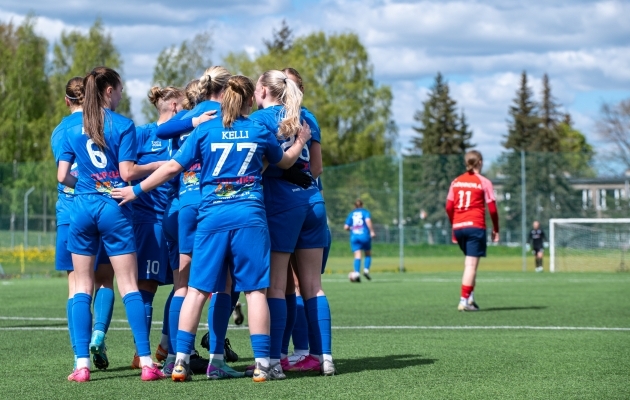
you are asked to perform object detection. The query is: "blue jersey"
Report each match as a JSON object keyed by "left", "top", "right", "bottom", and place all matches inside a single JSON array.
[
  {"left": 172, "top": 115, "right": 284, "bottom": 231},
  {"left": 251, "top": 105, "right": 322, "bottom": 215},
  {"left": 59, "top": 109, "right": 137, "bottom": 209},
  {"left": 346, "top": 208, "right": 372, "bottom": 240},
  {"left": 51, "top": 112, "right": 81, "bottom": 226},
  {"left": 131, "top": 122, "right": 170, "bottom": 223},
  {"left": 178, "top": 100, "right": 221, "bottom": 207}
]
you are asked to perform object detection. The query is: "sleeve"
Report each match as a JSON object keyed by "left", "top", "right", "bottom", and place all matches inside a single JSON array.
[
  {"left": 316, "top": 177, "right": 323, "bottom": 191},
  {"left": 303, "top": 111, "right": 321, "bottom": 143},
  {"left": 59, "top": 134, "right": 75, "bottom": 164},
  {"left": 446, "top": 181, "right": 455, "bottom": 202},
  {"left": 156, "top": 114, "right": 194, "bottom": 139},
  {"left": 172, "top": 128, "right": 201, "bottom": 169},
  {"left": 364, "top": 210, "right": 371, "bottom": 220},
  {"left": 542, "top": 230, "right": 547, "bottom": 241},
  {"left": 481, "top": 177, "right": 496, "bottom": 203},
  {"left": 118, "top": 121, "right": 138, "bottom": 163},
  {"left": 488, "top": 202, "right": 499, "bottom": 232},
  {"left": 263, "top": 128, "right": 284, "bottom": 165}
]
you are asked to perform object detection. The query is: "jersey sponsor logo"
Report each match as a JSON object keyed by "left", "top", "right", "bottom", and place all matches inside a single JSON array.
[
  {"left": 222, "top": 130, "right": 249, "bottom": 140},
  {"left": 151, "top": 140, "right": 163, "bottom": 152},
  {"left": 452, "top": 181, "right": 482, "bottom": 190},
  {"left": 453, "top": 221, "right": 474, "bottom": 228},
  {"left": 182, "top": 171, "right": 199, "bottom": 185},
  {"left": 214, "top": 181, "right": 254, "bottom": 198},
  {"left": 95, "top": 181, "right": 113, "bottom": 194}
]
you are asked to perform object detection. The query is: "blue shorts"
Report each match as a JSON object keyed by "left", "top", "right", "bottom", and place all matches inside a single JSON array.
[
  {"left": 57, "top": 225, "right": 110, "bottom": 271},
  {"left": 68, "top": 196, "right": 136, "bottom": 257},
  {"left": 322, "top": 225, "right": 332, "bottom": 274},
  {"left": 350, "top": 236, "right": 372, "bottom": 252},
  {"left": 163, "top": 198, "right": 179, "bottom": 270},
  {"left": 454, "top": 228, "right": 487, "bottom": 257},
  {"left": 55, "top": 224, "right": 73, "bottom": 271},
  {"left": 189, "top": 226, "right": 270, "bottom": 293},
  {"left": 178, "top": 204, "right": 199, "bottom": 254},
  {"left": 134, "top": 222, "right": 169, "bottom": 284},
  {"left": 267, "top": 203, "right": 327, "bottom": 253}
]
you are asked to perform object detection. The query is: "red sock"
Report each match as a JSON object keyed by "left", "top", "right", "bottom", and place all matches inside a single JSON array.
[{"left": 461, "top": 285, "right": 474, "bottom": 299}]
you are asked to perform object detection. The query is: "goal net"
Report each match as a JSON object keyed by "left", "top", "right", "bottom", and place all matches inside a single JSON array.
[{"left": 550, "top": 218, "right": 630, "bottom": 272}]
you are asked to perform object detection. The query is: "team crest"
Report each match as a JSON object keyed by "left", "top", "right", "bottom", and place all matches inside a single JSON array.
[{"left": 183, "top": 171, "right": 199, "bottom": 185}]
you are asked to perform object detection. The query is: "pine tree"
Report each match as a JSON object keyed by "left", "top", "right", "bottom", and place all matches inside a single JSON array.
[
  {"left": 410, "top": 73, "right": 473, "bottom": 227},
  {"left": 536, "top": 74, "right": 561, "bottom": 152},
  {"left": 263, "top": 19, "right": 294, "bottom": 54},
  {"left": 503, "top": 71, "right": 540, "bottom": 151}
]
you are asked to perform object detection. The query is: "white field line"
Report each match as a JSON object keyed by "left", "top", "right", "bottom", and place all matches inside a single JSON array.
[
  {"left": 321, "top": 278, "right": 630, "bottom": 283},
  {"left": 0, "top": 318, "right": 629, "bottom": 332}
]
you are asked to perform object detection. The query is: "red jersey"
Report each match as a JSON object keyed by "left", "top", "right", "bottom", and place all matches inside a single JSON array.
[{"left": 446, "top": 171, "right": 497, "bottom": 231}]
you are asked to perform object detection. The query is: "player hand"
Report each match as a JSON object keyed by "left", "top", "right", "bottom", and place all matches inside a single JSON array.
[
  {"left": 192, "top": 110, "right": 217, "bottom": 127},
  {"left": 370, "top": 231, "right": 376, "bottom": 238},
  {"left": 296, "top": 121, "right": 312, "bottom": 144},
  {"left": 492, "top": 231, "right": 500, "bottom": 243},
  {"left": 111, "top": 186, "right": 137, "bottom": 206}
]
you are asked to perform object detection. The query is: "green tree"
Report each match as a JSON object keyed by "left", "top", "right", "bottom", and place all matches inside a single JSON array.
[
  {"left": 142, "top": 31, "right": 213, "bottom": 121},
  {"left": 224, "top": 29, "right": 396, "bottom": 165},
  {"left": 536, "top": 73, "right": 561, "bottom": 152},
  {"left": 503, "top": 71, "right": 540, "bottom": 151},
  {"left": 410, "top": 73, "right": 473, "bottom": 226},
  {"left": 0, "top": 17, "right": 51, "bottom": 163},
  {"left": 50, "top": 19, "right": 132, "bottom": 121},
  {"left": 263, "top": 19, "right": 293, "bottom": 54},
  {"left": 558, "top": 114, "right": 594, "bottom": 177}
]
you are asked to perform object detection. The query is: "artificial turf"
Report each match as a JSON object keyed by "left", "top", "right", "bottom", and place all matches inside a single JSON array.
[{"left": 0, "top": 271, "right": 629, "bottom": 399}]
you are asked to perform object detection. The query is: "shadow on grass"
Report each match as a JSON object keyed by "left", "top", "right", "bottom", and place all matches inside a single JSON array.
[
  {"left": 479, "top": 306, "right": 547, "bottom": 312},
  {"left": 1, "top": 322, "right": 68, "bottom": 328},
  {"left": 335, "top": 354, "right": 436, "bottom": 374}
]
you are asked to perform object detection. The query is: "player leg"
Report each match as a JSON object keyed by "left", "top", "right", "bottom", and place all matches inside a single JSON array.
[
  {"left": 68, "top": 253, "right": 96, "bottom": 382},
  {"left": 536, "top": 250, "right": 544, "bottom": 272},
  {"left": 91, "top": 252, "right": 114, "bottom": 371},
  {"left": 363, "top": 245, "right": 373, "bottom": 281},
  {"left": 162, "top": 198, "right": 180, "bottom": 374},
  {"left": 455, "top": 228, "right": 485, "bottom": 311},
  {"left": 281, "top": 257, "right": 297, "bottom": 369},
  {"left": 55, "top": 224, "right": 77, "bottom": 367}
]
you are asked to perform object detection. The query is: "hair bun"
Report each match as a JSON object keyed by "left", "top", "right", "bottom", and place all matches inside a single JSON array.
[{"left": 228, "top": 79, "right": 244, "bottom": 95}]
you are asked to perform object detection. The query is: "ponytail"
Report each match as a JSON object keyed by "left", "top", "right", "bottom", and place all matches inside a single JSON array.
[
  {"left": 222, "top": 75, "right": 255, "bottom": 128},
  {"left": 259, "top": 70, "right": 303, "bottom": 138},
  {"left": 83, "top": 67, "right": 121, "bottom": 150},
  {"left": 184, "top": 79, "right": 201, "bottom": 110},
  {"left": 148, "top": 85, "right": 184, "bottom": 113},
  {"left": 197, "top": 66, "right": 231, "bottom": 100}
]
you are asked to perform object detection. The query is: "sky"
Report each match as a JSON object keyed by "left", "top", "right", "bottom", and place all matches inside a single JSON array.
[{"left": 1, "top": 0, "right": 629, "bottom": 162}]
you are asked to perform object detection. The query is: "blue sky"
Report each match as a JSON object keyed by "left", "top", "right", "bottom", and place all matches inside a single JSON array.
[{"left": 1, "top": 0, "right": 629, "bottom": 162}]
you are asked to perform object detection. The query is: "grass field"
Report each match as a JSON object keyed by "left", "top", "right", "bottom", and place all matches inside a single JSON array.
[{"left": 1, "top": 271, "right": 629, "bottom": 399}]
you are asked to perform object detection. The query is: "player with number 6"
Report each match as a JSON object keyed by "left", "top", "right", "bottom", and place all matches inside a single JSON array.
[{"left": 445, "top": 150, "right": 499, "bottom": 311}]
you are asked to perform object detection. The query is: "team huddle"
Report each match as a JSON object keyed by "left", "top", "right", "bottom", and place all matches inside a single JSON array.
[{"left": 53, "top": 66, "right": 334, "bottom": 383}]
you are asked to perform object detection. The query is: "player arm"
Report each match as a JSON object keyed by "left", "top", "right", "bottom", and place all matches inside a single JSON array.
[
  {"left": 119, "top": 161, "right": 166, "bottom": 182},
  {"left": 366, "top": 218, "right": 376, "bottom": 238},
  {"left": 309, "top": 141, "right": 323, "bottom": 179},
  {"left": 57, "top": 161, "right": 77, "bottom": 188},
  {"left": 275, "top": 122, "right": 312, "bottom": 169},
  {"left": 445, "top": 185, "right": 455, "bottom": 223},
  {"left": 113, "top": 160, "right": 184, "bottom": 205}
]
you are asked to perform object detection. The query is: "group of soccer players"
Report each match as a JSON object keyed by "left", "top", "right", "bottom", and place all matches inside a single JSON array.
[{"left": 53, "top": 65, "right": 335, "bottom": 383}]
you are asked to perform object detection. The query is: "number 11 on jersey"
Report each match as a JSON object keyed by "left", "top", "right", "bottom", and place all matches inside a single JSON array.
[{"left": 457, "top": 190, "right": 471, "bottom": 209}]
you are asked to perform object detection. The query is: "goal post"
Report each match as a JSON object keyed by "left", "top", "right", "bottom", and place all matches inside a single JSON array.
[{"left": 550, "top": 218, "right": 630, "bottom": 272}]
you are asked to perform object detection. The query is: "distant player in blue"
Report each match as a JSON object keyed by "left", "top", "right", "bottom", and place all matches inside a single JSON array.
[
  {"left": 131, "top": 85, "right": 186, "bottom": 370},
  {"left": 113, "top": 75, "right": 311, "bottom": 382},
  {"left": 344, "top": 199, "right": 376, "bottom": 281},
  {"left": 155, "top": 67, "right": 231, "bottom": 376},
  {"left": 251, "top": 69, "right": 335, "bottom": 376},
  {"left": 57, "top": 67, "right": 165, "bottom": 382}
]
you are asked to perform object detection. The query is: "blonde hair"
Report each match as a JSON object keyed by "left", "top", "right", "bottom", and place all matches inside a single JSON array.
[
  {"left": 197, "top": 66, "right": 231, "bottom": 100},
  {"left": 259, "top": 70, "right": 303, "bottom": 138},
  {"left": 222, "top": 75, "right": 254, "bottom": 128},
  {"left": 465, "top": 150, "right": 483, "bottom": 172},
  {"left": 148, "top": 86, "right": 184, "bottom": 113},
  {"left": 183, "top": 79, "right": 200, "bottom": 110}
]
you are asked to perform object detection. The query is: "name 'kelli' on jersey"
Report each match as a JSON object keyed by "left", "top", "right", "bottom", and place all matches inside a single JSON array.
[{"left": 222, "top": 130, "right": 249, "bottom": 140}]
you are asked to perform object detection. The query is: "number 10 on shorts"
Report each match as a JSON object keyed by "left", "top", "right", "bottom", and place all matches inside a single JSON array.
[{"left": 146, "top": 260, "right": 160, "bottom": 275}]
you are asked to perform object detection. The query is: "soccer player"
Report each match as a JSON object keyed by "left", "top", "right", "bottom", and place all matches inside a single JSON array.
[
  {"left": 57, "top": 66, "right": 165, "bottom": 382},
  {"left": 112, "top": 74, "right": 312, "bottom": 382},
  {"left": 130, "top": 86, "right": 186, "bottom": 370},
  {"left": 530, "top": 221, "right": 546, "bottom": 272},
  {"left": 251, "top": 69, "right": 335, "bottom": 376},
  {"left": 445, "top": 150, "right": 499, "bottom": 312},
  {"left": 344, "top": 199, "right": 376, "bottom": 281}
]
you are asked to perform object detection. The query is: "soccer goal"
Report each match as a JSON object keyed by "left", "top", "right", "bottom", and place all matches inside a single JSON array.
[{"left": 550, "top": 218, "right": 630, "bottom": 272}]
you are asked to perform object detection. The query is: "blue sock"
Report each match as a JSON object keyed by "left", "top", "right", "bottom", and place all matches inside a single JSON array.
[
  {"left": 168, "top": 296, "right": 185, "bottom": 355},
  {"left": 282, "top": 293, "right": 297, "bottom": 355},
  {"left": 230, "top": 289, "right": 240, "bottom": 311},
  {"left": 162, "top": 289, "right": 174, "bottom": 336},
  {"left": 306, "top": 296, "right": 332, "bottom": 355},
  {"left": 250, "top": 334, "right": 270, "bottom": 359},
  {"left": 93, "top": 287, "right": 114, "bottom": 333},
  {"left": 72, "top": 293, "right": 92, "bottom": 359},
  {"left": 123, "top": 291, "right": 151, "bottom": 357},
  {"left": 208, "top": 293, "right": 231, "bottom": 355},
  {"left": 354, "top": 258, "right": 361, "bottom": 273},
  {"left": 365, "top": 256, "right": 372, "bottom": 271},
  {"left": 292, "top": 295, "right": 309, "bottom": 352},
  {"left": 176, "top": 329, "right": 196, "bottom": 356},
  {"left": 140, "top": 289, "right": 155, "bottom": 332},
  {"left": 66, "top": 298, "right": 76, "bottom": 355},
  {"left": 267, "top": 298, "right": 287, "bottom": 360}
]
